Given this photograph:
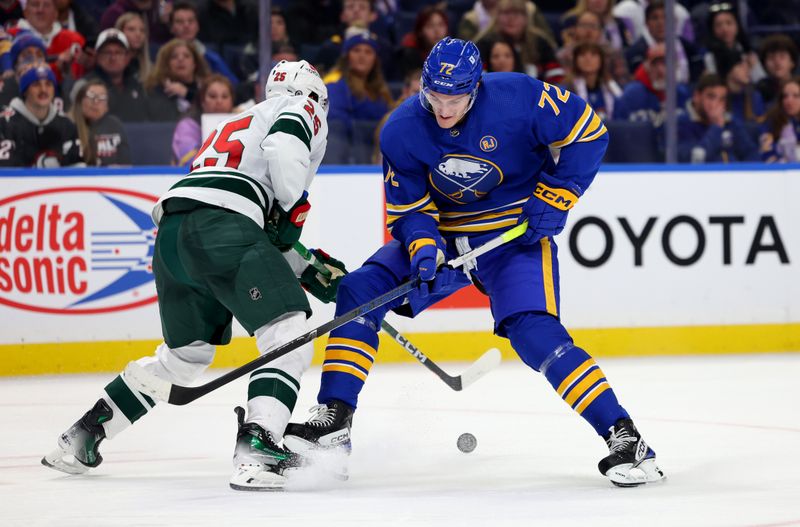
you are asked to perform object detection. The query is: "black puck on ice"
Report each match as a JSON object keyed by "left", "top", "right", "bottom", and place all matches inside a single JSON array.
[{"left": 457, "top": 432, "right": 477, "bottom": 453}]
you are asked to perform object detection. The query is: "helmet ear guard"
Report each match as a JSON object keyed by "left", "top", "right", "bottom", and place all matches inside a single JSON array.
[
  {"left": 265, "top": 60, "right": 329, "bottom": 113},
  {"left": 419, "top": 37, "right": 482, "bottom": 115}
]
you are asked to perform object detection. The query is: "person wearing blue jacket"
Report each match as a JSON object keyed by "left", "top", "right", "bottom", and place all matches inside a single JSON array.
[{"left": 678, "top": 73, "right": 760, "bottom": 163}]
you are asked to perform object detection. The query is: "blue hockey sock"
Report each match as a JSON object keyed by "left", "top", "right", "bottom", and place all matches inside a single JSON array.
[
  {"left": 541, "top": 344, "right": 629, "bottom": 436},
  {"left": 503, "top": 312, "right": 628, "bottom": 436},
  {"left": 318, "top": 322, "right": 379, "bottom": 409}
]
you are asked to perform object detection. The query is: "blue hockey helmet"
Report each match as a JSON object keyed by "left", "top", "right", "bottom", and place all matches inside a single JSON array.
[{"left": 419, "top": 37, "right": 482, "bottom": 114}]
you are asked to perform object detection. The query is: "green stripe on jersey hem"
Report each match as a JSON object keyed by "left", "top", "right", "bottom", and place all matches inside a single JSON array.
[
  {"left": 105, "top": 375, "right": 151, "bottom": 423},
  {"left": 248, "top": 377, "right": 299, "bottom": 412},
  {"left": 171, "top": 176, "right": 269, "bottom": 214},
  {"left": 269, "top": 119, "right": 311, "bottom": 150},
  {"left": 251, "top": 367, "right": 300, "bottom": 390},
  {"left": 171, "top": 170, "right": 271, "bottom": 208}
]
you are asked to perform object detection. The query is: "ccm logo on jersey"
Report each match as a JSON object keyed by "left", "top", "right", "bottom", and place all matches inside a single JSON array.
[{"left": 534, "top": 182, "right": 579, "bottom": 210}]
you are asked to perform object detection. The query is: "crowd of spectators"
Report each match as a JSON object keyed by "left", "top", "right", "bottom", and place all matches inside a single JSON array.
[{"left": 0, "top": 0, "right": 799, "bottom": 167}]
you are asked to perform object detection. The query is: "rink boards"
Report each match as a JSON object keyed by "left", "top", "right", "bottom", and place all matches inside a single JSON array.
[{"left": 0, "top": 164, "right": 798, "bottom": 375}]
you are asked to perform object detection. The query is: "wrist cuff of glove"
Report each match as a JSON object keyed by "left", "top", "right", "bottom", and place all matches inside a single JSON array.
[
  {"left": 408, "top": 237, "right": 437, "bottom": 258},
  {"left": 533, "top": 182, "right": 579, "bottom": 211}
]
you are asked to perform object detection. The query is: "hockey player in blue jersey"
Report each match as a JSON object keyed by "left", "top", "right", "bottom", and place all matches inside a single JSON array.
[{"left": 285, "top": 38, "right": 665, "bottom": 487}]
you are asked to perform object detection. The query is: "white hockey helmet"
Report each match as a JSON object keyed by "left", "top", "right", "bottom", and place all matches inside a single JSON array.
[{"left": 265, "top": 60, "right": 329, "bottom": 113}]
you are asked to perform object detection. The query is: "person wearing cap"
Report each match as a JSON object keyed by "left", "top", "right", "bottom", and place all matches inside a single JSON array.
[
  {"left": 0, "top": 64, "right": 82, "bottom": 166},
  {"left": 7, "top": 0, "right": 86, "bottom": 81},
  {"left": 323, "top": 28, "right": 393, "bottom": 140},
  {"left": 0, "top": 32, "right": 48, "bottom": 107},
  {"left": 676, "top": 72, "right": 759, "bottom": 163},
  {"left": 313, "top": 0, "right": 394, "bottom": 77},
  {"left": 74, "top": 27, "right": 149, "bottom": 121},
  {"left": 614, "top": 42, "right": 690, "bottom": 124}
]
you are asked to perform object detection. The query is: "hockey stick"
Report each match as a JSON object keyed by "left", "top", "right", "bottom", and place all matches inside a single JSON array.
[
  {"left": 124, "top": 221, "right": 528, "bottom": 405},
  {"left": 294, "top": 242, "right": 501, "bottom": 391}
]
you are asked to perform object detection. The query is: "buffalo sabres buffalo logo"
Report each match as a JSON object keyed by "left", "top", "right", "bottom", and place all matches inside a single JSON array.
[
  {"left": 429, "top": 154, "right": 503, "bottom": 204},
  {"left": 480, "top": 135, "right": 497, "bottom": 152}
]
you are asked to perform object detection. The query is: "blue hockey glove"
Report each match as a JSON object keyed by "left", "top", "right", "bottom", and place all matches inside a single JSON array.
[
  {"left": 300, "top": 248, "right": 347, "bottom": 304},
  {"left": 408, "top": 236, "right": 445, "bottom": 282},
  {"left": 267, "top": 193, "right": 311, "bottom": 252},
  {"left": 518, "top": 181, "right": 580, "bottom": 244}
]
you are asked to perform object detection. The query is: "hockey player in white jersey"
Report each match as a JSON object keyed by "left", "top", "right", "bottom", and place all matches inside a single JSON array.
[{"left": 42, "top": 60, "right": 347, "bottom": 491}]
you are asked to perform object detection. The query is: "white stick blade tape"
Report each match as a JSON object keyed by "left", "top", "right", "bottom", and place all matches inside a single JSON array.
[{"left": 460, "top": 347, "right": 502, "bottom": 388}]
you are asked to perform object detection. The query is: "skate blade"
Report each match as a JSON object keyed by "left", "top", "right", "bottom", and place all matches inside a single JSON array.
[
  {"left": 41, "top": 449, "right": 90, "bottom": 475},
  {"left": 606, "top": 458, "right": 666, "bottom": 487},
  {"left": 229, "top": 464, "right": 287, "bottom": 491}
]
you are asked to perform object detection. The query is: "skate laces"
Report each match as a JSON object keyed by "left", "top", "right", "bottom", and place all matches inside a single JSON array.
[
  {"left": 307, "top": 404, "right": 336, "bottom": 427},
  {"left": 606, "top": 425, "right": 638, "bottom": 453}
]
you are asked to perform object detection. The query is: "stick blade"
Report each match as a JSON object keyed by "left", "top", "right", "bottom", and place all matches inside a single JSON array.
[
  {"left": 459, "top": 348, "right": 502, "bottom": 389},
  {"left": 123, "top": 361, "right": 172, "bottom": 402}
]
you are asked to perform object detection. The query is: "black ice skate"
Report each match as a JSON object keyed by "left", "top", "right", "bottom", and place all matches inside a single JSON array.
[
  {"left": 598, "top": 418, "right": 665, "bottom": 487},
  {"left": 230, "top": 406, "right": 303, "bottom": 491},
  {"left": 283, "top": 400, "right": 354, "bottom": 480},
  {"left": 42, "top": 399, "right": 112, "bottom": 475}
]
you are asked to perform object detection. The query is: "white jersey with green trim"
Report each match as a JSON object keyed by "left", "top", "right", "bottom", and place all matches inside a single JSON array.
[{"left": 152, "top": 94, "right": 328, "bottom": 228}]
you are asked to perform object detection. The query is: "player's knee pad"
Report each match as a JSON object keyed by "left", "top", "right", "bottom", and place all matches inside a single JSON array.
[
  {"left": 254, "top": 311, "right": 313, "bottom": 377},
  {"left": 501, "top": 311, "right": 573, "bottom": 371},
  {"left": 136, "top": 340, "right": 216, "bottom": 386}
]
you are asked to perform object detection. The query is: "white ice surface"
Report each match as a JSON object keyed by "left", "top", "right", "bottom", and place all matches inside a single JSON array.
[{"left": 2, "top": 354, "right": 800, "bottom": 527}]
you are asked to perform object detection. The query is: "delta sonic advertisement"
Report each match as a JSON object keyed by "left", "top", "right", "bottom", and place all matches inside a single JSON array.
[{"left": 0, "top": 173, "right": 178, "bottom": 343}]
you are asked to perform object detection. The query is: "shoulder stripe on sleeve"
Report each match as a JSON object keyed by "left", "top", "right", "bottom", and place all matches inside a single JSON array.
[
  {"left": 577, "top": 123, "right": 607, "bottom": 143},
  {"left": 550, "top": 103, "right": 593, "bottom": 148},
  {"left": 268, "top": 114, "right": 311, "bottom": 150},
  {"left": 579, "top": 112, "right": 602, "bottom": 140}
]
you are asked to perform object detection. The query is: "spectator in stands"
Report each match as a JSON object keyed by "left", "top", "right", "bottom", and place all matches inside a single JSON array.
[
  {"left": 615, "top": 43, "right": 690, "bottom": 124},
  {"left": 613, "top": 0, "right": 694, "bottom": 42},
  {"left": 714, "top": 46, "right": 765, "bottom": 124},
  {"left": 678, "top": 73, "right": 759, "bottom": 163},
  {"left": 145, "top": 38, "right": 210, "bottom": 122},
  {"left": 8, "top": 0, "right": 86, "bottom": 82},
  {"left": 0, "top": 32, "right": 47, "bottom": 107},
  {"left": 55, "top": 0, "right": 98, "bottom": 42},
  {"left": 624, "top": 0, "right": 703, "bottom": 84},
  {"left": 0, "top": 65, "right": 82, "bottom": 166},
  {"left": 171, "top": 73, "right": 234, "bottom": 166},
  {"left": 70, "top": 78, "right": 131, "bottom": 165},
  {"left": 115, "top": 12, "right": 151, "bottom": 81},
  {"left": 460, "top": 0, "right": 554, "bottom": 43},
  {"left": 476, "top": 0, "right": 562, "bottom": 83},
  {"left": 459, "top": 0, "right": 499, "bottom": 42},
  {"left": 78, "top": 28, "right": 149, "bottom": 122},
  {"left": 557, "top": 10, "right": 628, "bottom": 85},
  {"left": 396, "top": 6, "right": 449, "bottom": 79},
  {"left": 756, "top": 35, "right": 799, "bottom": 106},
  {"left": 196, "top": 0, "right": 258, "bottom": 54},
  {"left": 315, "top": 0, "right": 394, "bottom": 76},
  {"left": 0, "top": 0, "right": 23, "bottom": 28},
  {"left": 271, "top": 6, "right": 293, "bottom": 50},
  {"left": 562, "top": 0, "right": 632, "bottom": 53},
  {"left": 372, "top": 66, "right": 420, "bottom": 164},
  {"left": 759, "top": 77, "right": 800, "bottom": 163},
  {"left": 563, "top": 42, "right": 622, "bottom": 121},
  {"left": 168, "top": 1, "right": 237, "bottom": 86},
  {"left": 100, "top": 0, "right": 171, "bottom": 45},
  {"left": 325, "top": 29, "right": 393, "bottom": 136},
  {"left": 486, "top": 36, "right": 523, "bottom": 73},
  {"left": 702, "top": 2, "right": 765, "bottom": 84}
]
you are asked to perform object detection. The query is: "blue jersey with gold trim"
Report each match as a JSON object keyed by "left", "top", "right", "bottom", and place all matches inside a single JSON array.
[{"left": 380, "top": 72, "right": 608, "bottom": 245}]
